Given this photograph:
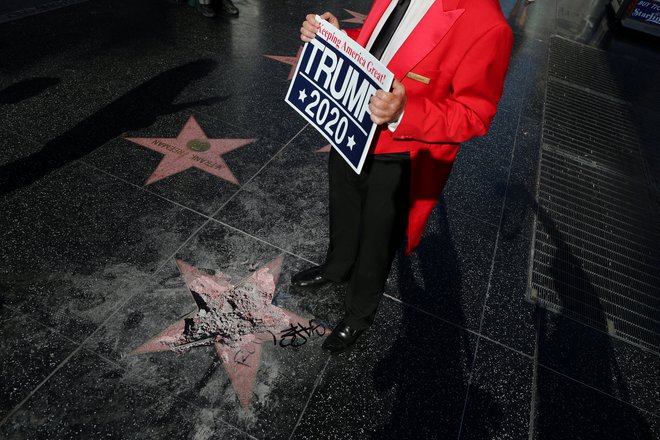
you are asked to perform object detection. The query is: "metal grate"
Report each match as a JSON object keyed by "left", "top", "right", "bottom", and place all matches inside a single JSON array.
[
  {"left": 547, "top": 36, "right": 660, "bottom": 111},
  {"left": 548, "top": 36, "right": 630, "bottom": 98},
  {"left": 543, "top": 81, "right": 647, "bottom": 177},
  {"left": 530, "top": 36, "right": 660, "bottom": 354}
]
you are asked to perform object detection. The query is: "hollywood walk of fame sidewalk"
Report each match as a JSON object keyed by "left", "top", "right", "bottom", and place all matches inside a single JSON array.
[{"left": 1, "top": 0, "right": 660, "bottom": 439}]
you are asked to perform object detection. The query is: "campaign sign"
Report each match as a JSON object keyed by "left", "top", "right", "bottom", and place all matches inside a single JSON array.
[{"left": 285, "top": 16, "right": 394, "bottom": 174}]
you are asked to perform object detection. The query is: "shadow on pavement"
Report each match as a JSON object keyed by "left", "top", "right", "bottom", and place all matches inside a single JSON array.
[
  {"left": 0, "top": 77, "right": 60, "bottom": 104},
  {"left": 371, "top": 205, "right": 503, "bottom": 439},
  {"left": 0, "top": 59, "right": 227, "bottom": 197},
  {"left": 524, "top": 187, "right": 655, "bottom": 439}
]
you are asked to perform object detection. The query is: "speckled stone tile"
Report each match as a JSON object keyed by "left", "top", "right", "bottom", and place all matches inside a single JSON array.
[
  {"left": 184, "top": 57, "right": 309, "bottom": 144},
  {"left": 518, "top": 69, "right": 548, "bottom": 123},
  {"left": 0, "top": 68, "right": 93, "bottom": 155},
  {"left": 481, "top": 116, "right": 542, "bottom": 356},
  {"left": 125, "top": 3, "right": 248, "bottom": 58},
  {"left": 83, "top": 110, "right": 282, "bottom": 216},
  {"left": 538, "top": 311, "right": 660, "bottom": 417},
  {"left": 0, "top": 128, "right": 45, "bottom": 204},
  {"left": 1, "top": 0, "right": 657, "bottom": 438},
  {"left": 0, "top": 305, "right": 14, "bottom": 322},
  {"left": 0, "top": 54, "right": 237, "bottom": 198},
  {"left": 534, "top": 364, "right": 660, "bottom": 440},
  {"left": 460, "top": 338, "right": 533, "bottom": 440},
  {"left": 0, "top": 1, "right": 188, "bottom": 76},
  {"left": 0, "top": 315, "right": 78, "bottom": 419},
  {"left": 0, "top": 4, "right": 93, "bottom": 74},
  {"left": 0, "top": 0, "right": 89, "bottom": 22},
  {"left": 501, "top": 0, "right": 557, "bottom": 40},
  {"left": 0, "top": 75, "right": 60, "bottom": 106},
  {"left": 135, "top": 396, "right": 259, "bottom": 440},
  {"left": 0, "top": 348, "right": 254, "bottom": 440},
  {"left": 156, "top": 12, "right": 304, "bottom": 89},
  {"left": 498, "top": 36, "right": 549, "bottom": 121},
  {"left": 234, "top": 0, "right": 371, "bottom": 39},
  {"left": 463, "top": 107, "right": 519, "bottom": 160},
  {"left": 443, "top": 143, "right": 511, "bottom": 227},
  {"left": 163, "top": 10, "right": 311, "bottom": 145},
  {"left": 0, "top": 5, "right": 237, "bottom": 152},
  {"left": 0, "top": 49, "right": 200, "bottom": 147},
  {"left": 0, "top": 162, "right": 206, "bottom": 342},
  {"left": 291, "top": 299, "right": 478, "bottom": 440},
  {"left": 216, "top": 126, "right": 329, "bottom": 263},
  {"left": 0, "top": 71, "right": 98, "bottom": 146},
  {"left": 0, "top": 128, "right": 43, "bottom": 167},
  {"left": 281, "top": 280, "right": 346, "bottom": 330},
  {"left": 87, "top": 222, "right": 330, "bottom": 440},
  {"left": 386, "top": 203, "right": 498, "bottom": 333}
]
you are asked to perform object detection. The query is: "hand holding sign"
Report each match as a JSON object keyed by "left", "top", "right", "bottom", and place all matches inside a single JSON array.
[
  {"left": 300, "top": 12, "right": 340, "bottom": 42},
  {"left": 286, "top": 15, "right": 394, "bottom": 174},
  {"left": 369, "top": 79, "right": 407, "bottom": 125},
  {"left": 300, "top": 13, "right": 407, "bottom": 127}
]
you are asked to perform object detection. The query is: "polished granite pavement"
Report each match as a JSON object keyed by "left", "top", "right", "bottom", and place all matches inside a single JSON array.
[{"left": 1, "top": 0, "right": 659, "bottom": 439}]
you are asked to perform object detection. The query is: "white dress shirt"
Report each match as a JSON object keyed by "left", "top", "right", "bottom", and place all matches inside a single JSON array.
[
  {"left": 365, "top": 0, "right": 435, "bottom": 66},
  {"left": 364, "top": 0, "right": 435, "bottom": 130}
]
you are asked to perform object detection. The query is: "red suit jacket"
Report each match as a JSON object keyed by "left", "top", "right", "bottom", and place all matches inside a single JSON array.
[{"left": 344, "top": 0, "right": 513, "bottom": 254}]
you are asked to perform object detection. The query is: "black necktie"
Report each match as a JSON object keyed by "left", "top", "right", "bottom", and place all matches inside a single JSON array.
[{"left": 369, "top": 0, "right": 412, "bottom": 61}]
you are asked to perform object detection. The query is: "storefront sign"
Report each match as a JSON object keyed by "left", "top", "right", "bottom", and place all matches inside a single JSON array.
[{"left": 629, "top": 0, "right": 660, "bottom": 25}]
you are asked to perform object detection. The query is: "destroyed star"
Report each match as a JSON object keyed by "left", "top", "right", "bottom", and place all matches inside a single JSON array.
[{"left": 131, "top": 256, "right": 323, "bottom": 408}]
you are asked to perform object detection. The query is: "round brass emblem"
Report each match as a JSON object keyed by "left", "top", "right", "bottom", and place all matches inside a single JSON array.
[{"left": 186, "top": 139, "right": 211, "bottom": 152}]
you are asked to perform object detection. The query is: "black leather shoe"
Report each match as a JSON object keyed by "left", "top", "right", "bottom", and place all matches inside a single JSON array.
[
  {"left": 322, "top": 321, "right": 365, "bottom": 354},
  {"left": 291, "top": 266, "right": 333, "bottom": 287},
  {"left": 219, "top": 0, "right": 239, "bottom": 16}
]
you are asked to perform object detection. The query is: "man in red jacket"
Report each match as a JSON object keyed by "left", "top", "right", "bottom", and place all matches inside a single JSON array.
[{"left": 292, "top": 0, "right": 513, "bottom": 354}]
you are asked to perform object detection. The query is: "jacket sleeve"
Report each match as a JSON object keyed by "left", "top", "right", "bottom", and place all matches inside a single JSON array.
[
  {"left": 344, "top": 27, "right": 361, "bottom": 40},
  {"left": 393, "top": 23, "right": 513, "bottom": 144}
]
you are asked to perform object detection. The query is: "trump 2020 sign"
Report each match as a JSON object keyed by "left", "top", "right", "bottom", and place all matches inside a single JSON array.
[{"left": 286, "top": 16, "right": 394, "bottom": 174}]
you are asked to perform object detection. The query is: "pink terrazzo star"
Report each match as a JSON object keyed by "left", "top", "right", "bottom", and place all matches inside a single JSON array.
[
  {"left": 131, "top": 256, "right": 322, "bottom": 409},
  {"left": 342, "top": 9, "right": 367, "bottom": 24},
  {"left": 125, "top": 116, "right": 255, "bottom": 186},
  {"left": 264, "top": 46, "right": 303, "bottom": 81}
]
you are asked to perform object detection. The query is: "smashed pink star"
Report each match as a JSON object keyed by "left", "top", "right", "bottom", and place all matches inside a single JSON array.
[
  {"left": 125, "top": 116, "right": 255, "bottom": 186},
  {"left": 131, "top": 256, "right": 323, "bottom": 409}
]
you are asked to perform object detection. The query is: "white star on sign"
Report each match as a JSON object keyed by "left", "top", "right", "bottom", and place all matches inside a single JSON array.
[
  {"left": 298, "top": 89, "right": 307, "bottom": 102},
  {"left": 346, "top": 135, "right": 356, "bottom": 151}
]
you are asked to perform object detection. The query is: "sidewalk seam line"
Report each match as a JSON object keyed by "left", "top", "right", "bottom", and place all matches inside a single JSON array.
[
  {"left": 456, "top": 108, "right": 524, "bottom": 439},
  {"left": 382, "top": 294, "right": 534, "bottom": 360},
  {"left": 288, "top": 356, "right": 331, "bottom": 440},
  {"left": 79, "top": 345, "right": 259, "bottom": 440},
  {"left": 151, "top": 123, "right": 308, "bottom": 274},
  {"left": 528, "top": 308, "right": 541, "bottom": 440},
  {"left": 539, "top": 362, "right": 660, "bottom": 419}
]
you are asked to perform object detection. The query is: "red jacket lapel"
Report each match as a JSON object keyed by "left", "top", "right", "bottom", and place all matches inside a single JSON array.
[{"left": 387, "top": 1, "right": 465, "bottom": 80}]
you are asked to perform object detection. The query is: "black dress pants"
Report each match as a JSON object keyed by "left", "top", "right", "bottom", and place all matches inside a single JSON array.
[{"left": 322, "top": 148, "right": 411, "bottom": 330}]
